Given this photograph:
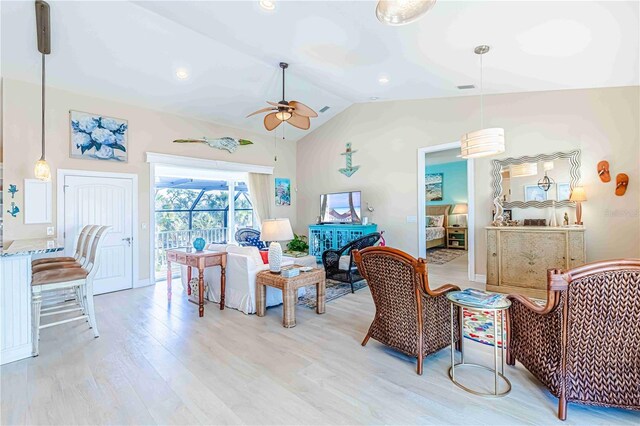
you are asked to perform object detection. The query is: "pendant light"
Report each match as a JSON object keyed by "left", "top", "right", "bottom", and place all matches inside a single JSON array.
[
  {"left": 376, "top": 0, "right": 437, "bottom": 26},
  {"left": 34, "top": 1, "right": 51, "bottom": 181},
  {"left": 460, "top": 45, "right": 505, "bottom": 159}
]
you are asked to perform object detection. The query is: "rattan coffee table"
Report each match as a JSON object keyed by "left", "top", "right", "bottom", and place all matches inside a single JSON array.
[
  {"left": 256, "top": 267, "right": 325, "bottom": 328},
  {"left": 447, "top": 291, "right": 512, "bottom": 397}
]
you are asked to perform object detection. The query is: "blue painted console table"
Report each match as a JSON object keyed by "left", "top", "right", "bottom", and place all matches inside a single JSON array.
[{"left": 308, "top": 224, "right": 378, "bottom": 261}]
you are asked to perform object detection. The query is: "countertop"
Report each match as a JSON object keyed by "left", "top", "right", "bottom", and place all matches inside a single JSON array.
[
  {"left": 485, "top": 225, "right": 585, "bottom": 231},
  {"left": 2, "top": 238, "right": 64, "bottom": 256}
]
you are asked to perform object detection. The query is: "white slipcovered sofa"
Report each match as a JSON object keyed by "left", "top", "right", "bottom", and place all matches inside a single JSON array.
[{"left": 179, "top": 243, "right": 306, "bottom": 314}]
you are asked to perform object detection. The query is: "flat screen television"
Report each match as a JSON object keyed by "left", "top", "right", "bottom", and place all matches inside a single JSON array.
[{"left": 320, "top": 191, "right": 362, "bottom": 224}]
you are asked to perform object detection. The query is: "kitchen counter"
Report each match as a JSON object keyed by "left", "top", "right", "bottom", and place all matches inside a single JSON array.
[
  {"left": 1, "top": 237, "right": 65, "bottom": 364},
  {"left": 2, "top": 238, "right": 64, "bottom": 256}
]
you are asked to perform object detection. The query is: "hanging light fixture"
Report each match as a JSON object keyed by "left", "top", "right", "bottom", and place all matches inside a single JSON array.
[
  {"left": 461, "top": 45, "right": 505, "bottom": 159},
  {"left": 510, "top": 163, "right": 538, "bottom": 178},
  {"left": 376, "top": 0, "right": 437, "bottom": 26},
  {"left": 34, "top": 1, "right": 51, "bottom": 181}
]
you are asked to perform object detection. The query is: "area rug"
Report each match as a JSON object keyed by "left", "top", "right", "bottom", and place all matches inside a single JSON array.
[
  {"left": 298, "top": 279, "right": 368, "bottom": 309},
  {"left": 425, "top": 248, "right": 466, "bottom": 265},
  {"left": 462, "top": 299, "right": 546, "bottom": 348}
]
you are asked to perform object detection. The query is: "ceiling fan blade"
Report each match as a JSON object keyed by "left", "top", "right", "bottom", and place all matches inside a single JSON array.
[
  {"left": 246, "top": 107, "right": 276, "bottom": 118},
  {"left": 287, "top": 113, "right": 310, "bottom": 130},
  {"left": 267, "top": 101, "right": 292, "bottom": 109},
  {"left": 264, "top": 112, "right": 283, "bottom": 131},
  {"left": 289, "top": 101, "right": 318, "bottom": 118}
]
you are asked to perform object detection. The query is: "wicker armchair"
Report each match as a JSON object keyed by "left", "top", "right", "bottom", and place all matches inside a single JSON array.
[
  {"left": 235, "top": 228, "right": 261, "bottom": 247},
  {"left": 506, "top": 259, "right": 640, "bottom": 420},
  {"left": 322, "top": 232, "right": 381, "bottom": 293},
  {"left": 353, "top": 246, "right": 460, "bottom": 375}
]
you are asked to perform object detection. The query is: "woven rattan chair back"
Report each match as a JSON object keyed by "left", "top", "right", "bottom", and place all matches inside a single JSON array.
[
  {"left": 356, "top": 247, "right": 422, "bottom": 355},
  {"left": 564, "top": 263, "right": 640, "bottom": 409},
  {"left": 235, "top": 228, "right": 260, "bottom": 246},
  {"left": 507, "top": 258, "right": 640, "bottom": 420},
  {"left": 354, "top": 246, "right": 460, "bottom": 375}
]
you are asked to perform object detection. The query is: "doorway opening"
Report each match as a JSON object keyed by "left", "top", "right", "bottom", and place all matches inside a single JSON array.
[{"left": 417, "top": 142, "right": 476, "bottom": 283}]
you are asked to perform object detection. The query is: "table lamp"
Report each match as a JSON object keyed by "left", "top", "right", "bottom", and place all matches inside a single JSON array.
[
  {"left": 569, "top": 186, "right": 587, "bottom": 225},
  {"left": 261, "top": 218, "right": 294, "bottom": 273},
  {"left": 451, "top": 203, "right": 468, "bottom": 227}
]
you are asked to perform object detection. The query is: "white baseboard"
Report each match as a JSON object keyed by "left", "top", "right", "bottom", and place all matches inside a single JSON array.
[
  {"left": 1, "top": 343, "right": 32, "bottom": 366},
  {"left": 134, "top": 278, "right": 153, "bottom": 288},
  {"left": 474, "top": 274, "right": 487, "bottom": 284}
]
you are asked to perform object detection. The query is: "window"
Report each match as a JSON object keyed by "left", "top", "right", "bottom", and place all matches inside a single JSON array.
[
  {"left": 154, "top": 180, "right": 254, "bottom": 240},
  {"left": 154, "top": 179, "right": 254, "bottom": 281}
]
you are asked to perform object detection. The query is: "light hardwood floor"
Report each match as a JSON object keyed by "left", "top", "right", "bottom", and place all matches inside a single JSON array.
[{"left": 2, "top": 271, "right": 638, "bottom": 425}]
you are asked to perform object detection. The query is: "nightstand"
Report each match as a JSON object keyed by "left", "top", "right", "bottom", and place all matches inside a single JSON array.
[{"left": 446, "top": 227, "right": 468, "bottom": 250}]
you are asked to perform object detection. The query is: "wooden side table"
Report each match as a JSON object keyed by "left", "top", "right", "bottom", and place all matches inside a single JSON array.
[
  {"left": 256, "top": 267, "right": 325, "bottom": 328},
  {"left": 166, "top": 248, "right": 227, "bottom": 317},
  {"left": 446, "top": 227, "right": 468, "bottom": 250}
]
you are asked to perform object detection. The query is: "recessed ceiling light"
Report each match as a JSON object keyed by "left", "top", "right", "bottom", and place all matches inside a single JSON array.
[
  {"left": 176, "top": 68, "right": 189, "bottom": 80},
  {"left": 370, "top": 96, "right": 379, "bottom": 101},
  {"left": 378, "top": 76, "right": 389, "bottom": 84},
  {"left": 259, "top": 1, "right": 276, "bottom": 11}
]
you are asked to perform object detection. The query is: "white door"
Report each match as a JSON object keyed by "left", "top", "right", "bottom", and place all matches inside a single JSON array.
[{"left": 64, "top": 175, "right": 133, "bottom": 294}]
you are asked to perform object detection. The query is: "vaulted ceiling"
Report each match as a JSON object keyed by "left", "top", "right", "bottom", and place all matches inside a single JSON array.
[{"left": 2, "top": 1, "right": 638, "bottom": 141}]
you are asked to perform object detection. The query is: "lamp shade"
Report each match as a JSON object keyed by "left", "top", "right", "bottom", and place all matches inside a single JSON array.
[
  {"left": 452, "top": 203, "right": 468, "bottom": 215},
  {"left": 261, "top": 218, "right": 294, "bottom": 242},
  {"left": 460, "top": 128, "right": 505, "bottom": 159},
  {"left": 569, "top": 186, "right": 587, "bottom": 202},
  {"left": 34, "top": 159, "right": 51, "bottom": 181},
  {"left": 510, "top": 162, "right": 538, "bottom": 178}
]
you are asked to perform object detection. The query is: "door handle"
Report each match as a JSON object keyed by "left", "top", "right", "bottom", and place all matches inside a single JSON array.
[{"left": 122, "top": 237, "right": 132, "bottom": 246}]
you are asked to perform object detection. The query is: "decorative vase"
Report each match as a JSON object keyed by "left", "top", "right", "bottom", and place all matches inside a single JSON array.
[
  {"left": 268, "top": 241, "right": 283, "bottom": 273},
  {"left": 193, "top": 237, "right": 206, "bottom": 251},
  {"left": 549, "top": 202, "right": 558, "bottom": 227}
]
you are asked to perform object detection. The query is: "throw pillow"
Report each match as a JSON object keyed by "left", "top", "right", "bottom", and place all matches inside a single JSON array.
[
  {"left": 426, "top": 215, "right": 445, "bottom": 227},
  {"left": 246, "top": 236, "right": 266, "bottom": 250}
]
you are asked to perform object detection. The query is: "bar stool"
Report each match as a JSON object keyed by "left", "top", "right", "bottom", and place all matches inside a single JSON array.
[
  {"left": 32, "top": 224, "right": 96, "bottom": 268},
  {"left": 30, "top": 225, "right": 111, "bottom": 356},
  {"left": 32, "top": 225, "right": 100, "bottom": 308}
]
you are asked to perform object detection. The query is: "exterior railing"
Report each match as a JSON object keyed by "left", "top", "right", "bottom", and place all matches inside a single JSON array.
[{"left": 155, "top": 228, "right": 227, "bottom": 280}]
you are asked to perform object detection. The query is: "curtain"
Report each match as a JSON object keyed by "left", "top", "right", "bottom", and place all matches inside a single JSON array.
[{"left": 247, "top": 172, "right": 272, "bottom": 228}]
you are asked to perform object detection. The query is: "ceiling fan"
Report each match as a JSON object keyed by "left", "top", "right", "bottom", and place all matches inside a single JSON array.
[{"left": 247, "top": 62, "right": 318, "bottom": 131}]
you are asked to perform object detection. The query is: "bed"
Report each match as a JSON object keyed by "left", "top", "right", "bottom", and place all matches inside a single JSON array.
[{"left": 426, "top": 204, "right": 451, "bottom": 249}]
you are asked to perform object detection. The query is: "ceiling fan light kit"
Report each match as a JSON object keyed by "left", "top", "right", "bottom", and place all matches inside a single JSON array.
[
  {"left": 247, "top": 62, "right": 318, "bottom": 132},
  {"left": 376, "top": 0, "right": 437, "bottom": 26},
  {"left": 461, "top": 45, "right": 506, "bottom": 159}
]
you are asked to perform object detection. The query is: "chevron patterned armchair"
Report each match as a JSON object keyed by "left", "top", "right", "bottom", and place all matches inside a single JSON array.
[{"left": 506, "top": 259, "right": 640, "bottom": 420}]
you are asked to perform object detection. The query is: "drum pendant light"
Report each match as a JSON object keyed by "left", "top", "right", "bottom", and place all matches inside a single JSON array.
[
  {"left": 34, "top": 1, "right": 51, "bottom": 181},
  {"left": 461, "top": 45, "right": 505, "bottom": 159}
]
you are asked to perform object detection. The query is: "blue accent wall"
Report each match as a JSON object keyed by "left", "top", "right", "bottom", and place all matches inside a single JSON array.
[{"left": 426, "top": 160, "right": 468, "bottom": 206}]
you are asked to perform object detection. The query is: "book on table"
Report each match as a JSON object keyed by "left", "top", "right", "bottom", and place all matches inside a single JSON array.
[{"left": 451, "top": 288, "right": 505, "bottom": 307}]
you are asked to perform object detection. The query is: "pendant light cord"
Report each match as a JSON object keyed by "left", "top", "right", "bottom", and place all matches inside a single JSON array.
[{"left": 41, "top": 52, "right": 46, "bottom": 161}]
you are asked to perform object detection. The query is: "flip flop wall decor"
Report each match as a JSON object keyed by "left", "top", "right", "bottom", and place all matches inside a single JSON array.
[
  {"left": 597, "top": 160, "right": 611, "bottom": 183},
  {"left": 615, "top": 173, "right": 629, "bottom": 196}
]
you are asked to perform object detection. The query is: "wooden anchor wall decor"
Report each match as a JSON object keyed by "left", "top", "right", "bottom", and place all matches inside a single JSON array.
[{"left": 339, "top": 143, "right": 360, "bottom": 177}]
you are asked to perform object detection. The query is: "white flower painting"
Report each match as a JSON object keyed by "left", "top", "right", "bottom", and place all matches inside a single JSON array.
[{"left": 70, "top": 111, "right": 128, "bottom": 162}]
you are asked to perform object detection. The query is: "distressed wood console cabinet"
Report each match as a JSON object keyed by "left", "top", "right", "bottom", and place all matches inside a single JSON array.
[{"left": 486, "top": 226, "right": 586, "bottom": 299}]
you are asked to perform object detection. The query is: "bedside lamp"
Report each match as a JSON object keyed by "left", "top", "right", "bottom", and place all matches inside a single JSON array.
[
  {"left": 569, "top": 187, "right": 587, "bottom": 225},
  {"left": 451, "top": 203, "right": 468, "bottom": 227},
  {"left": 261, "top": 218, "right": 294, "bottom": 273}
]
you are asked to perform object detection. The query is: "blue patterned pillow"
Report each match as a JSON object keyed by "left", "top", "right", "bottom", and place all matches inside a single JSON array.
[{"left": 246, "top": 236, "right": 265, "bottom": 250}]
